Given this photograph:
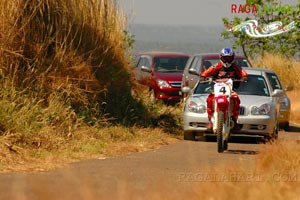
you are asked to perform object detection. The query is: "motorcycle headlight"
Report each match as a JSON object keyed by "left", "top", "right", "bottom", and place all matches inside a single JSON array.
[
  {"left": 188, "top": 101, "right": 206, "bottom": 113},
  {"left": 156, "top": 79, "right": 171, "bottom": 88},
  {"left": 251, "top": 104, "right": 271, "bottom": 115}
]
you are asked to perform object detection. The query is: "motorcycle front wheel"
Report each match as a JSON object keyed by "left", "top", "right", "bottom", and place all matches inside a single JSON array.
[{"left": 216, "top": 111, "right": 225, "bottom": 153}]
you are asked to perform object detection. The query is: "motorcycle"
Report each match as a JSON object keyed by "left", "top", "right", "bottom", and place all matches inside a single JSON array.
[{"left": 210, "top": 78, "right": 240, "bottom": 153}]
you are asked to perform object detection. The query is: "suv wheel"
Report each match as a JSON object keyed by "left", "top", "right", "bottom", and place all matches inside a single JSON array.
[
  {"left": 184, "top": 131, "right": 195, "bottom": 141},
  {"left": 283, "top": 122, "right": 290, "bottom": 132},
  {"left": 272, "top": 122, "right": 279, "bottom": 140},
  {"left": 265, "top": 122, "right": 279, "bottom": 143}
]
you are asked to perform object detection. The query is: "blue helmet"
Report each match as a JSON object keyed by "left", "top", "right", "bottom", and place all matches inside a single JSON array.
[{"left": 219, "top": 48, "right": 235, "bottom": 68}]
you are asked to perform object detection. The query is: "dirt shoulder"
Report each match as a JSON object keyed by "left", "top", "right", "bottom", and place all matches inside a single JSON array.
[{"left": 0, "top": 127, "right": 181, "bottom": 173}]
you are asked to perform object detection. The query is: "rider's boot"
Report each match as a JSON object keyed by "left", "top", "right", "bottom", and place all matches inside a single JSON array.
[
  {"left": 231, "top": 95, "right": 241, "bottom": 131},
  {"left": 206, "top": 94, "right": 214, "bottom": 131},
  {"left": 231, "top": 116, "right": 240, "bottom": 131},
  {"left": 207, "top": 114, "right": 213, "bottom": 130},
  {"left": 207, "top": 120, "right": 213, "bottom": 130}
]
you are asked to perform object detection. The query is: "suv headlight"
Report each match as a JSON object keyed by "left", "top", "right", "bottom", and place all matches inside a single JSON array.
[
  {"left": 188, "top": 101, "right": 206, "bottom": 113},
  {"left": 251, "top": 104, "right": 271, "bottom": 115},
  {"left": 156, "top": 79, "right": 171, "bottom": 88}
]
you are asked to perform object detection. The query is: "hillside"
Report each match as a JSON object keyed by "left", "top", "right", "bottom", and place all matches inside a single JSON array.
[
  {"left": 0, "top": 0, "right": 180, "bottom": 171},
  {"left": 128, "top": 24, "right": 236, "bottom": 54}
]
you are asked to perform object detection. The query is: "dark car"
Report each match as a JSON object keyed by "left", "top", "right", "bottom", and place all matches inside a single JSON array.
[
  {"left": 133, "top": 51, "right": 190, "bottom": 103},
  {"left": 182, "top": 53, "right": 252, "bottom": 89}
]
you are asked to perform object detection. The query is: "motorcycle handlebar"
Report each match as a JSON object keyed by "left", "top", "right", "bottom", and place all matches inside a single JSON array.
[{"left": 199, "top": 77, "right": 247, "bottom": 83}]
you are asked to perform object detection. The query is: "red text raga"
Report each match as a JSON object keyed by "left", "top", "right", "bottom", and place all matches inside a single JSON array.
[{"left": 232, "top": 4, "right": 258, "bottom": 13}]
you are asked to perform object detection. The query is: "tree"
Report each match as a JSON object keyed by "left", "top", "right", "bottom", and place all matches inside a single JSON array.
[{"left": 221, "top": 0, "right": 300, "bottom": 59}]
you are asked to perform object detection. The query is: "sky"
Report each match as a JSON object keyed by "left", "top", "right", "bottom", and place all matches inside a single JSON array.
[{"left": 118, "top": 0, "right": 298, "bottom": 27}]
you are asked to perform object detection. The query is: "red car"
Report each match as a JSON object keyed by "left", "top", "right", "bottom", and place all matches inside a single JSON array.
[
  {"left": 133, "top": 51, "right": 190, "bottom": 103},
  {"left": 182, "top": 53, "right": 252, "bottom": 89}
]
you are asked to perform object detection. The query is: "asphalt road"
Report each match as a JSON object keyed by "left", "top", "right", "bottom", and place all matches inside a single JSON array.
[{"left": 0, "top": 126, "right": 299, "bottom": 200}]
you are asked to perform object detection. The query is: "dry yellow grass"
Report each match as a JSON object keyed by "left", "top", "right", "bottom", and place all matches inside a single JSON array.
[
  {"left": 287, "top": 90, "right": 300, "bottom": 124},
  {"left": 252, "top": 52, "right": 300, "bottom": 89},
  {"left": 0, "top": 0, "right": 180, "bottom": 172},
  {"left": 0, "top": 0, "right": 132, "bottom": 112},
  {"left": 0, "top": 125, "right": 179, "bottom": 172}
]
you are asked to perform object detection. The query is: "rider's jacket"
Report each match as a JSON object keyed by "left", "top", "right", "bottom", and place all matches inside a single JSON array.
[
  {"left": 200, "top": 62, "right": 248, "bottom": 90},
  {"left": 201, "top": 62, "right": 246, "bottom": 79}
]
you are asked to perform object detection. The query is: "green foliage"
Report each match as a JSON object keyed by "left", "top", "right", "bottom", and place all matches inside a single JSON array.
[
  {"left": 123, "top": 30, "right": 135, "bottom": 49},
  {"left": 246, "top": 0, "right": 262, "bottom": 5},
  {"left": 221, "top": 0, "right": 300, "bottom": 58}
]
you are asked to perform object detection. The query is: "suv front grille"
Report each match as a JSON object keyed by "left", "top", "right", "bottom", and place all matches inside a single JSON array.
[{"left": 169, "top": 81, "right": 182, "bottom": 88}]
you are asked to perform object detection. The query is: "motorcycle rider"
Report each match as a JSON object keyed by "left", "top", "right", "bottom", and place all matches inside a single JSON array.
[{"left": 200, "top": 48, "right": 248, "bottom": 130}]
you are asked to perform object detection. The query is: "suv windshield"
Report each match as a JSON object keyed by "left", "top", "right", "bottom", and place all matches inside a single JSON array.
[
  {"left": 194, "top": 75, "right": 270, "bottom": 96},
  {"left": 266, "top": 72, "right": 282, "bottom": 90},
  {"left": 154, "top": 57, "right": 189, "bottom": 72}
]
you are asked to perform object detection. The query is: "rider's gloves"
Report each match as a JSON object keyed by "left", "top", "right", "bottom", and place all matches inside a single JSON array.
[{"left": 208, "top": 77, "right": 214, "bottom": 83}]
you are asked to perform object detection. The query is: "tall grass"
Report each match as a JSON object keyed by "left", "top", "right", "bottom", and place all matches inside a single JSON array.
[
  {"left": 252, "top": 52, "right": 300, "bottom": 88},
  {"left": 0, "top": 0, "right": 173, "bottom": 171},
  {"left": 0, "top": 0, "right": 140, "bottom": 123},
  {"left": 0, "top": 0, "right": 182, "bottom": 171}
]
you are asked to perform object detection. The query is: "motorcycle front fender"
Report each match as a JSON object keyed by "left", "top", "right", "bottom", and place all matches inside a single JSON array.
[{"left": 215, "top": 95, "right": 229, "bottom": 113}]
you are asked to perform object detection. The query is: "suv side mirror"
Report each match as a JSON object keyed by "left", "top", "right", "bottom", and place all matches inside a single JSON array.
[
  {"left": 141, "top": 65, "right": 152, "bottom": 73},
  {"left": 188, "top": 68, "right": 199, "bottom": 75},
  {"left": 181, "top": 86, "right": 191, "bottom": 94},
  {"left": 272, "top": 89, "right": 285, "bottom": 97}
]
